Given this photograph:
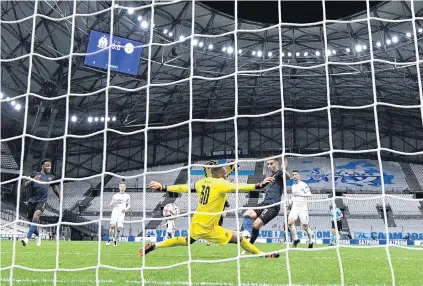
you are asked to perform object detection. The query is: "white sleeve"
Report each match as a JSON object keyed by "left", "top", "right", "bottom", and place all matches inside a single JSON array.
[
  {"left": 126, "top": 195, "right": 131, "bottom": 210},
  {"left": 110, "top": 195, "right": 116, "bottom": 207}
]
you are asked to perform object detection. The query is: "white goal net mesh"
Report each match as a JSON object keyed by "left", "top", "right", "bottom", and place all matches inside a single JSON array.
[{"left": 1, "top": 0, "right": 423, "bottom": 285}]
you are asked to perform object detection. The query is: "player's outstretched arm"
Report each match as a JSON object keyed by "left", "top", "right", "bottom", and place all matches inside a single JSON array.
[
  {"left": 219, "top": 176, "right": 274, "bottom": 193},
  {"left": 150, "top": 181, "right": 189, "bottom": 193}
]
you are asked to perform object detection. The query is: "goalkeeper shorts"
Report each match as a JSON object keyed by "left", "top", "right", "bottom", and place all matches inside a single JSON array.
[{"left": 189, "top": 223, "right": 232, "bottom": 245}]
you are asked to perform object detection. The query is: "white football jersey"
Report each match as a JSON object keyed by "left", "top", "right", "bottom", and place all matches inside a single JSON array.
[
  {"left": 110, "top": 192, "right": 131, "bottom": 211},
  {"left": 291, "top": 181, "right": 311, "bottom": 208}
]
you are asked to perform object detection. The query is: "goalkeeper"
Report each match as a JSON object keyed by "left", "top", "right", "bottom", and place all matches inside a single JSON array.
[{"left": 138, "top": 164, "right": 279, "bottom": 258}]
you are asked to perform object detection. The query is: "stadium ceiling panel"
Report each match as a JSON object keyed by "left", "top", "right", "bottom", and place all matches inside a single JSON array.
[{"left": 1, "top": 0, "right": 423, "bottom": 167}]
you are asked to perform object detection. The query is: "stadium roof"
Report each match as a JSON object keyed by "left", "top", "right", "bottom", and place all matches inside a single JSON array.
[{"left": 1, "top": 0, "right": 423, "bottom": 173}]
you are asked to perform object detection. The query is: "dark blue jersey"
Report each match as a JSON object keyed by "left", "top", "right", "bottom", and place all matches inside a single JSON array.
[
  {"left": 261, "top": 170, "right": 284, "bottom": 206},
  {"left": 27, "top": 171, "right": 54, "bottom": 203}
]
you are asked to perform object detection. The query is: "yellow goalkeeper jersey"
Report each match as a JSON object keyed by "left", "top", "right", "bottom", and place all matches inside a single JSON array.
[{"left": 167, "top": 178, "right": 256, "bottom": 228}]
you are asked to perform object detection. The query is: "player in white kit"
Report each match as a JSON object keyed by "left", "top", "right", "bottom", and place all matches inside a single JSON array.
[
  {"left": 288, "top": 170, "right": 313, "bottom": 248},
  {"left": 106, "top": 179, "right": 131, "bottom": 246}
]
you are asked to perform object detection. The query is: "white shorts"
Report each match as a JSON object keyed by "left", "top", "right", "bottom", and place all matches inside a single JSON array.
[
  {"left": 288, "top": 205, "right": 309, "bottom": 225},
  {"left": 110, "top": 210, "right": 125, "bottom": 228}
]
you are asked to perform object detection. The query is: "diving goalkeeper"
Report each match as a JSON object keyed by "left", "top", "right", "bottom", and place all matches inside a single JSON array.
[{"left": 138, "top": 164, "right": 279, "bottom": 258}]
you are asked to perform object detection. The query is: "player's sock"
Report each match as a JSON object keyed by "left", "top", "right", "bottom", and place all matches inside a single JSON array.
[
  {"left": 288, "top": 224, "right": 298, "bottom": 240},
  {"left": 114, "top": 228, "right": 120, "bottom": 242},
  {"left": 330, "top": 233, "right": 336, "bottom": 244},
  {"left": 26, "top": 217, "right": 40, "bottom": 239},
  {"left": 156, "top": 236, "right": 187, "bottom": 248},
  {"left": 305, "top": 228, "right": 312, "bottom": 242},
  {"left": 241, "top": 216, "right": 253, "bottom": 234},
  {"left": 240, "top": 237, "right": 261, "bottom": 254},
  {"left": 249, "top": 227, "right": 260, "bottom": 244},
  {"left": 108, "top": 228, "right": 114, "bottom": 242}
]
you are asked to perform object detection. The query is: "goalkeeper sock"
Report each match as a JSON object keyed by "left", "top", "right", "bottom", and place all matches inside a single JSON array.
[
  {"left": 240, "top": 237, "right": 262, "bottom": 255},
  {"left": 241, "top": 216, "right": 253, "bottom": 233},
  {"left": 156, "top": 236, "right": 188, "bottom": 248},
  {"left": 289, "top": 224, "right": 298, "bottom": 241},
  {"left": 249, "top": 227, "right": 260, "bottom": 244}
]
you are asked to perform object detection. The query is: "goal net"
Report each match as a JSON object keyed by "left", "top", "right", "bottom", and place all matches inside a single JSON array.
[{"left": 1, "top": 0, "right": 423, "bottom": 285}]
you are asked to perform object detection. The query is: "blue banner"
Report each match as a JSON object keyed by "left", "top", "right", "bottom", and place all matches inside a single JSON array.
[{"left": 84, "top": 30, "right": 142, "bottom": 75}]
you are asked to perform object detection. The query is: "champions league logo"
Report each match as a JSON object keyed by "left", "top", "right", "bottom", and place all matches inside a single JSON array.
[{"left": 294, "top": 160, "right": 394, "bottom": 187}]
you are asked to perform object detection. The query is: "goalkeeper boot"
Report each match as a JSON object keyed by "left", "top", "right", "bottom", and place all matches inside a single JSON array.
[
  {"left": 113, "top": 240, "right": 117, "bottom": 247},
  {"left": 293, "top": 239, "right": 300, "bottom": 248},
  {"left": 308, "top": 242, "right": 313, "bottom": 249},
  {"left": 137, "top": 243, "right": 156, "bottom": 256}
]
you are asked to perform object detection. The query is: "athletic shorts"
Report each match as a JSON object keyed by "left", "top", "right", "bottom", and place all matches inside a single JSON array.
[
  {"left": 27, "top": 202, "right": 46, "bottom": 220},
  {"left": 331, "top": 220, "right": 342, "bottom": 231},
  {"left": 253, "top": 203, "right": 280, "bottom": 226},
  {"left": 189, "top": 223, "right": 232, "bottom": 245},
  {"left": 110, "top": 210, "right": 125, "bottom": 228},
  {"left": 288, "top": 205, "right": 309, "bottom": 225}
]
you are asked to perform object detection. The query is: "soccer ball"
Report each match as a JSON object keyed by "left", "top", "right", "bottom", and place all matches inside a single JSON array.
[
  {"left": 241, "top": 230, "right": 251, "bottom": 239},
  {"left": 163, "top": 203, "right": 180, "bottom": 217}
]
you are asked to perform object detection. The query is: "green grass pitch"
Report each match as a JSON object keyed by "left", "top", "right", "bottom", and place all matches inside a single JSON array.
[{"left": 1, "top": 240, "right": 422, "bottom": 285}]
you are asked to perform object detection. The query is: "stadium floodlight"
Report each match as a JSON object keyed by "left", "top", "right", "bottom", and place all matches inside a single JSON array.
[
  {"left": 179, "top": 35, "right": 185, "bottom": 42},
  {"left": 114, "top": 4, "right": 119, "bottom": 8},
  {"left": 101, "top": 117, "right": 105, "bottom": 122},
  {"left": 112, "top": 116, "right": 117, "bottom": 122},
  {"left": 88, "top": 116, "right": 93, "bottom": 123},
  {"left": 257, "top": 50, "right": 262, "bottom": 57},
  {"left": 199, "top": 42, "right": 204, "bottom": 48},
  {"left": 5, "top": 97, "right": 10, "bottom": 101},
  {"left": 94, "top": 117, "right": 99, "bottom": 122},
  {"left": 332, "top": 49, "right": 336, "bottom": 55},
  {"left": 304, "top": 51, "right": 308, "bottom": 56},
  {"left": 252, "top": 50, "right": 256, "bottom": 56},
  {"left": 268, "top": 51, "right": 273, "bottom": 57},
  {"left": 295, "top": 52, "right": 300, "bottom": 57},
  {"left": 227, "top": 46, "right": 234, "bottom": 54},
  {"left": 315, "top": 51, "right": 320, "bottom": 56},
  {"left": 238, "top": 49, "right": 242, "bottom": 54},
  {"left": 71, "top": 115, "right": 77, "bottom": 122},
  {"left": 14, "top": 103, "right": 22, "bottom": 111},
  {"left": 362, "top": 44, "right": 367, "bottom": 50},
  {"left": 168, "top": 32, "right": 173, "bottom": 37},
  {"left": 222, "top": 47, "right": 227, "bottom": 52},
  {"left": 419, "top": 28, "right": 423, "bottom": 33},
  {"left": 208, "top": 44, "right": 213, "bottom": 50},
  {"left": 137, "top": 16, "right": 142, "bottom": 21},
  {"left": 10, "top": 100, "right": 16, "bottom": 106},
  {"left": 376, "top": 41, "right": 382, "bottom": 47},
  {"left": 107, "top": 117, "right": 111, "bottom": 122},
  {"left": 355, "top": 45, "right": 362, "bottom": 52},
  {"left": 288, "top": 52, "right": 292, "bottom": 57},
  {"left": 141, "top": 21, "right": 149, "bottom": 29},
  {"left": 127, "top": 7, "right": 134, "bottom": 14},
  {"left": 192, "top": 39, "right": 198, "bottom": 46},
  {"left": 386, "top": 39, "right": 392, "bottom": 45},
  {"left": 281, "top": 52, "right": 285, "bottom": 57},
  {"left": 391, "top": 36, "right": 398, "bottom": 43},
  {"left": 346, "top": 48, "right": 350, "bottom": 53},
  {"left": 406, "top": 32, "right": 412, "bottom": 38},
  {"left": 163, "top": 29, "right": 168, "bottom": 34},
  {"left": 326, "top": 49, "right": 331, "bottom": 56}
]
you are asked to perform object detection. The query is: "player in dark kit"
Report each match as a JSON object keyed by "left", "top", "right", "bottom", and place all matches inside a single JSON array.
[
  {"left": 22, "top": 159, "right": 60, "bottom": 247},
  {"left": 241, "top": 158, "right": 290, "bottom": 246}
]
